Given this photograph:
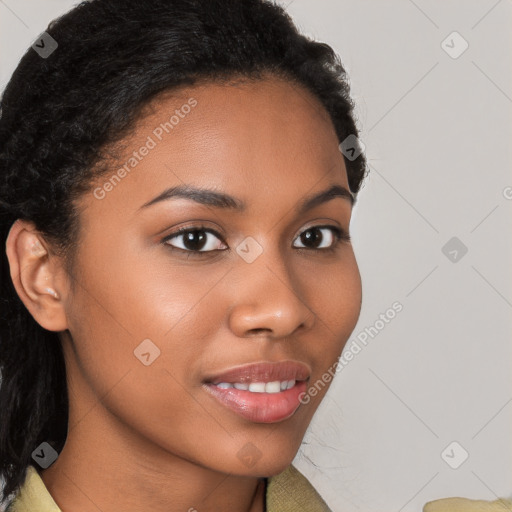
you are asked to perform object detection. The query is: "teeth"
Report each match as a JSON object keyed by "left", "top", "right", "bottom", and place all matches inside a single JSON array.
[
  {"left": 264, "top": 381, "right": 281, "bottom": 394},
  {"left": 216, "top": 382, "right": 234, "bottom": 389},
  {"left": 214, "top": 380, "right": 296, "bottom": 393},
  {"left": 248, "top": 382, "right": 266, "bottom": 393}
]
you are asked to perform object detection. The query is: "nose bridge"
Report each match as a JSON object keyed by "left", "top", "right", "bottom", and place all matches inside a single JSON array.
[{"left": 227, "top": 235, "right": 315, "bottom": 337}]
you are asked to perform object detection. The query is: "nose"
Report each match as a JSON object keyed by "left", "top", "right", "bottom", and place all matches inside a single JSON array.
[{"left": 227, "top": 247, "right": 316, "bottom": 340}]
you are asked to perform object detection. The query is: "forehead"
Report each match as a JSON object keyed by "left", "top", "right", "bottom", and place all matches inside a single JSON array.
[{"left": 79, "top": 76, "right": 348, "bottom": 222}]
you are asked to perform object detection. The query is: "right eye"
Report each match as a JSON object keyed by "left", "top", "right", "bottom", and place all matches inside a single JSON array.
[{"left": 162, "top": 226, "right": 227, "bottom": 254}]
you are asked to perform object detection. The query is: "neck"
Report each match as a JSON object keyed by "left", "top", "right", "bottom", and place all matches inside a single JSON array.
[{"left": 40, "top": 403, "right": 267, "bottom": 512}]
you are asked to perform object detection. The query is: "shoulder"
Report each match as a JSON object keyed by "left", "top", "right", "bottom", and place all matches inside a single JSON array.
[
  {"left": 423, "top": 497, "right": 512, "bottom": 511},
  {"left": 266, "top": 464, "right": 333, "bottom": 512},
  {"left": 5, "top": 465, "right": 61, "bottom": 512}
]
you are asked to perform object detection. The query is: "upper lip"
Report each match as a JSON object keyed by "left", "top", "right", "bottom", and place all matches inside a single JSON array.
[{"left": 203, "top": 360, "right": 311, "bottom": 385}]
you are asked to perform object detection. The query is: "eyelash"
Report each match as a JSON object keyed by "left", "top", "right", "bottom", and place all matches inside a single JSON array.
[{"left": 161, "top": 224, "right": 351, "bottom": 257}]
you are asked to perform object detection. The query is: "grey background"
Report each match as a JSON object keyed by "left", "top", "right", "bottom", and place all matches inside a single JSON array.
[{"left": 1, "top": 1, "right": 511, "bottom": 511}]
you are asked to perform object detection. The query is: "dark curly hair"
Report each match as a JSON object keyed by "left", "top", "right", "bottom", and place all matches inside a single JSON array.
[{"left": 0, "top": 0, "right": 368, "bottom": 505}]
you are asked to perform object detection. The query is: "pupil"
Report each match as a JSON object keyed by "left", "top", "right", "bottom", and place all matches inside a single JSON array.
[
  {"left": 302, "top": 228, "right": 322, "bottom": 248},
  {"left": 185, "top": 230, "right": 206, "bottom": 251}
]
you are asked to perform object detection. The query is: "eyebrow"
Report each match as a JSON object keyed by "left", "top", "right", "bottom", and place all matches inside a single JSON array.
[{"left": 138, "top": 183, "right": 354, "bottom": 213}]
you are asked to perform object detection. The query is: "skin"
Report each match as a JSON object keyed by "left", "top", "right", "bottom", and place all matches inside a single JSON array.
[{"left": 6, "top": 75, "right": 362, "bottom": 512}]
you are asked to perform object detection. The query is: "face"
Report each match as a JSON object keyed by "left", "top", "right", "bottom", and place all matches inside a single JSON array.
[{"left": 13, "top": 76, "right": 362, "bottom": 477}]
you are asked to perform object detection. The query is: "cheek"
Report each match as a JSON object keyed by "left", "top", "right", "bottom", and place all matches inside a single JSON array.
[
  {"left": 293, "top": 253, "right": 361, "bottom": 408},
  {"left": 333, "top": 254, "right": 362, "bottom": 331},
  {"left": 67, "top": 242, "right": 228, "bottom": 390},
  {"left": 310, "top": 251, "right": 362, "bottom": 344},
  {"left": 64, "top": 263, "right": 220, "bottom": 452}
]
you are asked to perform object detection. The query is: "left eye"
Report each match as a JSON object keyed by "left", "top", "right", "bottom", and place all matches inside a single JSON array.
[
  {"left": 162, "top": 225, "right": 346, "bottom": 254},
  {"left": 292, "top": 226, "right": 342, "bottom": 250}
]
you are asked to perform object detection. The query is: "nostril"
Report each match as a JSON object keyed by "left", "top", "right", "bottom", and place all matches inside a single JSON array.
[{"left": 248, "top": 328, "right": 271, "bottom": 335}]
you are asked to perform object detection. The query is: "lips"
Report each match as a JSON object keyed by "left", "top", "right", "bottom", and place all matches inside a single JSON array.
[
  {"left": 203, "top": 379, "right": 309, "bottom": 423},
  {"left": 202, "top": 360, "right": 311, "bottom": 385},
  {"left": 202, "top": 360, "right": 312, "bottom": 423}
]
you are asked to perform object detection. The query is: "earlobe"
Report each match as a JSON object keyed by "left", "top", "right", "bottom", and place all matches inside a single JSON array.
[{"left": 5, "top": 219, "right": 68, "bottom": 332}]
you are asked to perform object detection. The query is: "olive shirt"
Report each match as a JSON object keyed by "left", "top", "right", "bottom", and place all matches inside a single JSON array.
[
  {"left": 6, "top": 464, "right": 512, "bottom": 511},
  {"left": 5, "top": 463, "right": 332, "bottom": 512},
  {"left": 423, "top": 497, "right": 512, "bottom": 512}
]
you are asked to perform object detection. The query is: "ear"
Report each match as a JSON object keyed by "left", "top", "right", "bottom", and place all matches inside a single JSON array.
[{"left": 5, "top": 219, "right": 69, "bottom": 332}]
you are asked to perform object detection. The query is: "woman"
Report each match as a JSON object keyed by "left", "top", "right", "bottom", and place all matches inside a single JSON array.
[{"left": 0, "top": 0, "right": 368, "bottom": 510}]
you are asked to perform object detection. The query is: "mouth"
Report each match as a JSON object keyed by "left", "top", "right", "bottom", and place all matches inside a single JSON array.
[
  {"left": 208, "top": 379, "right": 301, "bottom": 392},
  {"left": 202, "top": 360, "right": 311, "bottom": 423}
]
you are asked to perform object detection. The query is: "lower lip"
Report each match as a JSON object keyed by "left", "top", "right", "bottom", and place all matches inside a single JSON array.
[{"left": 203, "top": 380, "right": 308, "bottom": 423}]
